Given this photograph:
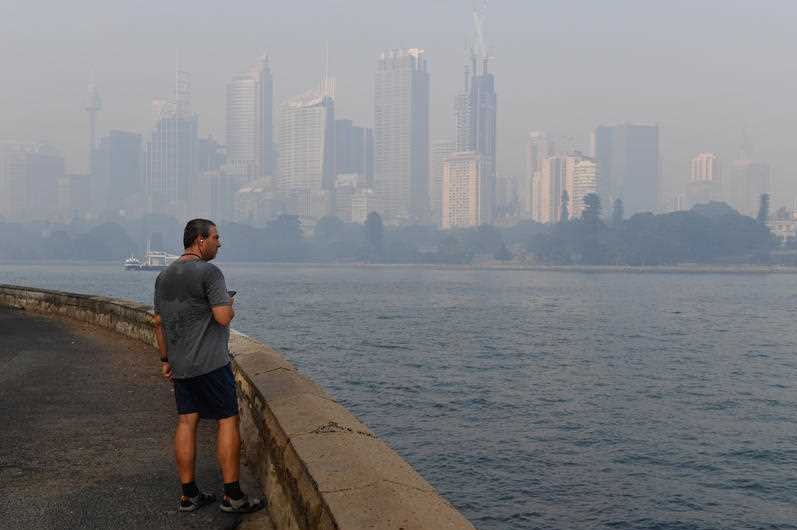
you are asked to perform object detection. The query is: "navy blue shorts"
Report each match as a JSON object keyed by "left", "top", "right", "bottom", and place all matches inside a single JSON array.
[{"left": 173, "top": 363, "right": 239, "bottom": 419}]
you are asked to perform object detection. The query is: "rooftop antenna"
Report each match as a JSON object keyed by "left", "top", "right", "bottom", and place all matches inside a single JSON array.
[
  {"left": 471, "top": 0, "right": 491, "bottom": 74},
  {"left": 321, "top": 41, "right": 335, "bottom": 99}
]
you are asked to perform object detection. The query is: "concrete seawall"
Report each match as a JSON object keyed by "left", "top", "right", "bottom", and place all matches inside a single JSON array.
[{"left": 0, "top": 284, "right": 476, "bottom": 530}]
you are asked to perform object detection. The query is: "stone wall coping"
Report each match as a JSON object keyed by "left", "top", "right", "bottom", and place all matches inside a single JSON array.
[{"left": 0, "top": 284, "right": 476, "bottom": 530}]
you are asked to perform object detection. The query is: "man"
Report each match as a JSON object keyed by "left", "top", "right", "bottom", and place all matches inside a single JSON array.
[{"left": 152, "top": 218, "right": 264, "bottom": 513}]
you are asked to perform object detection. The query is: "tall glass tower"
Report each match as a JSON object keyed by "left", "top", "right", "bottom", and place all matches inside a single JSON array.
[
  {"left": 373, "top": 48, "right": 430, "bottom": 224},
  {"left": 226, "top": 53, "right": 275, "bottom": 178},
  {"left": 452, "top": 2, "right": 497, "bottom": 224}
]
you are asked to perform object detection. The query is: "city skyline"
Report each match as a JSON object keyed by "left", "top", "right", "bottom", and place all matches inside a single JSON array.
[{"left": 2, "top": 1, "right": 795, "bottom": 205}]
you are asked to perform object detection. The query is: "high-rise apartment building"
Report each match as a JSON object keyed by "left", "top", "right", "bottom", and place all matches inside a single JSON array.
[
  {"left": 687, "top": 152, "right": 722, "bottom": 206},
  {"left": 91, "top": 130, "right": 143, "bottom": 214},
  {"left": 430, "top": 141, "right": 456, "bottom": 226},
  {"left": 226, "top": 74, "right": 257, "bottom": 173},
  {"left": 374, "top": 48, "right": 430, "bottom": 224},
  {"left": 691, "top": 152, "right": 720, "bottom": 182},
  {"left": 564, "top": 152, "right": 598, "bottom": 219},
  {"left": 442, "top": 151, "right": 490, "bottom": 229},
  {"left": 532, "top": 156, "right": 565, "bottom": 224},
  {"left": 525, "top": 131, "right": 555, "bottom": 217},
  {"left": 591, "top": 123, "right": 659, "bottom": 215},
  {"left": 226, "top": 54, "right": 275, "bottom": 178},
  {"left": 0, "top": 142, "right": 64, "bottom": 221},
  {"left": 277, "top": 85, "right": 335, "bottom": 219}
]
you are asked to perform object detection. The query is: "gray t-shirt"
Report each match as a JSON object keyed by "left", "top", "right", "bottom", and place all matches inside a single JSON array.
[{"left": 153, "top": 260, "right": 232, "bottom": 379}]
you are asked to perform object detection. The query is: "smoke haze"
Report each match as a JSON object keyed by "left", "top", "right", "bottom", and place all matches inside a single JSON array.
[{"left": 2, "top": 0, "right": 795, "bottom": 201}]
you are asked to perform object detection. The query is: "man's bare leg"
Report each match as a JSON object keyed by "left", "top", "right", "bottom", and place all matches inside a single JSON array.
[
  {"left": 217, "top": 414, "right": 265, "bottom": 512},
  {"left": 217, "top": 415, "right": 240, "bottom": 484},
  {"left": 175, "top": 412, "right": 200, "bottom": 484}
]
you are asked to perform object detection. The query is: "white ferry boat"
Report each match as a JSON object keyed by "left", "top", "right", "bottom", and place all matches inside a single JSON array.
[
  {"left": 123, "top": 256, "right": 143, "bottom": 270},
  {"left": 123, "top": 243, "right": 179, "bottom": 271}
]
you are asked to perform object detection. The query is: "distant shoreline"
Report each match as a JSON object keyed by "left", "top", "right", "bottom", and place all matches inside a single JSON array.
[
  {"left": 3, "top": 259, "right": 797, "bottom": 274},
  {"left": 223, "top": 261, "right": 797, "bottom": 274},
  {"left": 467, "top": 263, "right": 797, "bottom": 274}
]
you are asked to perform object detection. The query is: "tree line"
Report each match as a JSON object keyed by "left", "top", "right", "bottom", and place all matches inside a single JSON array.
[
  {"left": 0, "top": 195, "right": 778, "bottom": 265},
  {"left": 528, "top": 193, "right": 776, "bottom": 265}
]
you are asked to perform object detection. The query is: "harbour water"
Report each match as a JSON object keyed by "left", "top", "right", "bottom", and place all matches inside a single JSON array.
[{"left": 2, "top": 262, "right": 796, "bottom": 529}]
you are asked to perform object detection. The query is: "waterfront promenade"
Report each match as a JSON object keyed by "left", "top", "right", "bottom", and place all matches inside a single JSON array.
[
  {"left": 0, "top": 305, "right": 271, "bottom": 529},
  {"left": 0, "top": 285, "right": 475, "bottom": 530}
]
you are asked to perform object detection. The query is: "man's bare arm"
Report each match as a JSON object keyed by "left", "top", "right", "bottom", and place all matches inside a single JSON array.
[
  {"left": 152, "top": 314, "right": 172, "bottom": 380},
  {"left": 211, "top": 304, "right": 235, "bottom": 327}
]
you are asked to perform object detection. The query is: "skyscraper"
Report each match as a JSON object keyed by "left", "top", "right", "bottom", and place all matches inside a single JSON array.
[
  {"left": 687, "top": 152, "right": 722, "bottom": 207},
  {"left": 591, "top": 123, "right": 659, "bottom": 215},
  {"left": 0, "top": 142, "right": 65, "bottom": 221},
  {"left": 726, "top": 160, "right": 770, "bottom": 216},
  {"left": 442, "top": 151, "right": 490, "bottom": 229},
  {"left": 226, "top": 54, "right": 275, "bottom": 178},
  {"left": 145, "top": 68, "right": 199, "bottom": 217},
  {"left": 277, "top": 84, "right": 335, "bottom": 218},
  {"left": 374, "top": 48, "right": 430, "bottom": 224},
  {"left": 198, "top": 136, "right": 226, "bottom": 174},
  {"left": 430, "top": 140, "right": 456, "bottom": 226},
  {"left": 226, "top": 73, "right": 257, "bottom": 174},
  {"left": 455, "top": 64, "right": 497, "bottom": 174},
  {"left": 526, "top": 131, "right": 555, "bottom": 217},
  {"left": 564, "top": 152, "right": 598, "bottom": 219},
  {"left": 335, "top": 119, "right": 373, "bottom": 180},
  {"left": 85, "top": 75, "right": 101, "bottom": 172},
  {"left": 91, "top": 130, "right": 143, "bottom": 214},
  {"left": 255, "top": 55, "right": 276, "bottom": 178},
  {"left": 451, "top": 2, "right": 497, "bottom": 224},
  {"left": 532, "top": 156, "right": 565, "bottom": 224}
]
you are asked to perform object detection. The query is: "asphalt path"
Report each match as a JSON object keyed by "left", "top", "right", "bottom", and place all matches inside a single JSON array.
[{"left": 0, "top": 306, "right": 270, "bottom": 530}]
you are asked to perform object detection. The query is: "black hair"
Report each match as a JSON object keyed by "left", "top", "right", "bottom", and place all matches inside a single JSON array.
[{"left": 183, "top": 219, "right": 216, "bottom": 249}]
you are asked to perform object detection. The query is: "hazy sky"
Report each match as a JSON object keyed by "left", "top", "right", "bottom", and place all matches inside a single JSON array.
[{"left": 2, "top": 1, "right": 796, "bottom": 205}]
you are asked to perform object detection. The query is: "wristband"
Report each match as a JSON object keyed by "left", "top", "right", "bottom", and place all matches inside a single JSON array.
[{"left": 160, "top": 357, "right": 169, "bottom": 363}]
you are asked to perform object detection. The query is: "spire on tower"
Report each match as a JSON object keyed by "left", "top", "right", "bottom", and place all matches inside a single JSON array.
[
  {"left": 469, "top": 0, "right": 492, "bottom": 75},
  {"left": 320, "top": 42, "right": 335, "bottom": 99}
]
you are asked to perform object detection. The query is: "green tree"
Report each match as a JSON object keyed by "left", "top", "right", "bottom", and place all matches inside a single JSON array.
[
  {"left": 265, "top": 214, "right": 305, "bottom": 260},
  {"left": 582, "top": 193, "right": 602, "bottom": 224},
  {"left": 313, "top": 215, "right": 345, "bottom": 242},
  {"left": 464, "top": 224, "right": 504, "bottom": 255},
  {"left": 611, "top": 198, "right": 624, "bottom": 226},
  {"left": 756, "top": 193, "right": 770, "bottom": 224},
  {"left": 267, "top": 214, "right": 302, "bottom": 242},
  {"left": 75, "top": 222, "right": 136, "bottom": 260},
  {"left": 560, "top": 190, "right": 570, "bottom": 223},
  {"left": 494, "top": 242, "right": 513, "bottom": 261}
]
